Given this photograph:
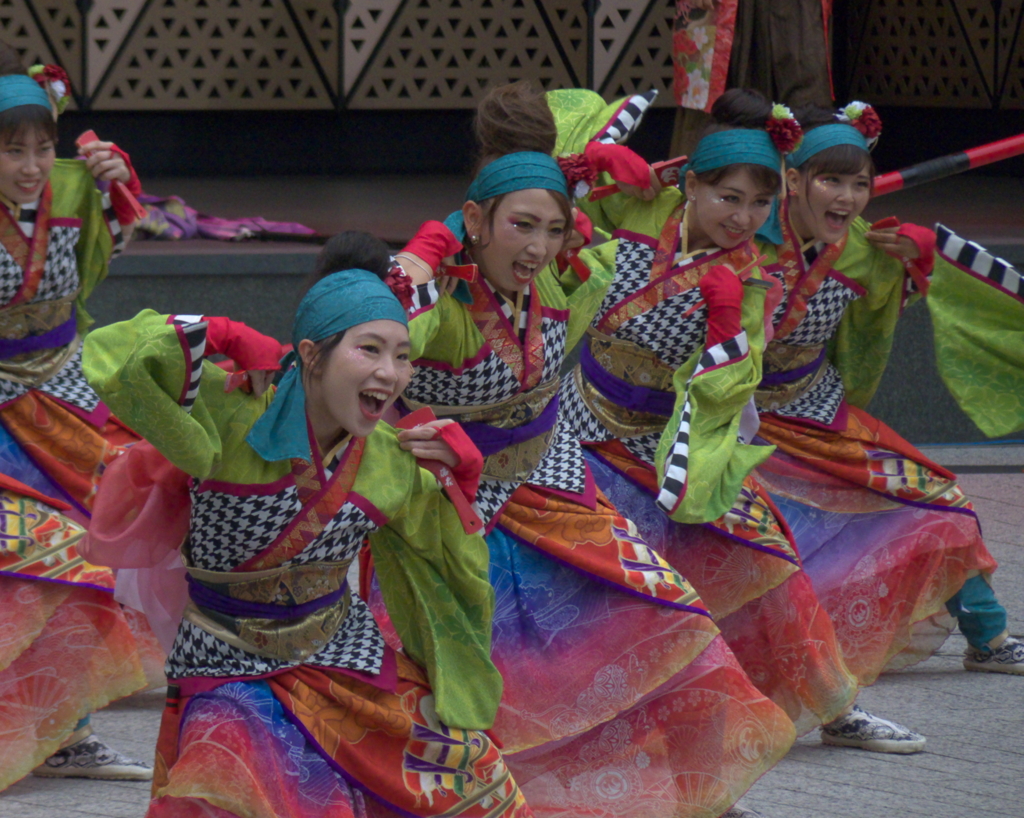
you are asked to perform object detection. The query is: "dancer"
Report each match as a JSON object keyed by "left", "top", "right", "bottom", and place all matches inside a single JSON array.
[
  {"left": 748, "top": 101, "right": 1023, "bottom": 678},
  {"left": 0, "top": 44, "right": 158, "bottom": 785},
  {"left": 560, "top": 88, "right": 931, "bottom": 755},
  {"left": 380, "top": 82, "right": 793, "bottom": 818},
  {"left": 82, "top": 234, "right": 531, "bottom": 817}
]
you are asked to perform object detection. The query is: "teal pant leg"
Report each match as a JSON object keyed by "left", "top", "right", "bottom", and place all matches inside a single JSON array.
[{"left": 946, "top": 575, "right": 1007, "bottom": 650}]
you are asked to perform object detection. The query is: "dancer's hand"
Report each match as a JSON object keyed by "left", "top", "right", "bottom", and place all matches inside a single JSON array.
[
  {"left": 865, "top": 225, "right": 921, "bottom": 259},
  {"left": 80, "top": 139, "right": 131, "bottom": 184},
  {"left": 397, "top": 418, "right": 460, "bottom": 468},
  {"left": 248, "top": 370, "right": 275, "bottom": 398}
]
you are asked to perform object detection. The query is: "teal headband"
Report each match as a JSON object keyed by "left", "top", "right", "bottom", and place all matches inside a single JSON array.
[
  {"left": 246, "top": 269, "right": 408, "bottom": 462},
  {"left": 444, "top": 151, "right": 569, "bottom": 242},
  {"left": 758, "top": 123, "right": 871, "bottom": 244},
  {"left": 0, "top": 75, "right": 51, "bottom": 114},
  {"left": 787, "top": 123, "right": 868, "bottom": 168},
  {"left": 682, "top": 129, "right": 783, "bottom": 178}
]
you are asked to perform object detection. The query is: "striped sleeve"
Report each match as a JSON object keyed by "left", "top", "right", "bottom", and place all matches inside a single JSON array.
[
  {"left": 656, "top": 332, "right": 751, "bottom": 515},
  {"left": 595, "top": 90, "right": 658, "bottom": 144},
  {"left": 167, "top": 314, "right": 209, "bottom": 413},
  {"left": 100, "top": 188, "right": 127, "bottom": 258}
]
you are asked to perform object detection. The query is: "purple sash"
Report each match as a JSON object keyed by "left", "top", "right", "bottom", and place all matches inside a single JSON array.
[
  {"left": 759, "top": 346, "right": 827, "bottom": 387},
  {"left": 460, "top": 394, "right": 560, "bottom": 457},
  {"left": 187, "top": 574, "right": 348, "bottom": 620},
  {"left": 0, "top": 309, "right": 76, "bottom": 359},
  {"left": 580, "top": 343, "right": 675, "bottom": 416}
]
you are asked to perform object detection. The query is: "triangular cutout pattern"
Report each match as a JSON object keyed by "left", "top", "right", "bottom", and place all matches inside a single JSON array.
[
  {"left": 92, "top": 0, "right": 332, "bottom": 109},
  {"left": 539, "top": 0, "right": 587, "bottom": 86},
  {"left": 87, "top": 0, "right": 147, "bottom": 95},
  {"left": 592, "top": 0, "right": 651, "bottom": 90},
  {"left": 848, "top": 0, "right": 992, "bottom": 107},
  {"left": 599, "top": 0, "right": 674, "bottom": 105},
  {"left": 0, "top": 1, "right": 64, "bottom": 90},
  {"left": 344, "top": 0, "right": 402, "bottom": 94},
  {"left": 32, "top": 0, "right": 82, "bottom": 96},
  {"left": 291, "top": 0, "right": 338, "bottom": 93},
  {"left": 348, "top": 0, "right": 575, "bottom": 108}
]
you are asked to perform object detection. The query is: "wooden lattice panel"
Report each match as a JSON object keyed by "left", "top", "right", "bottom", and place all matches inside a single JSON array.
[
  {"left": 849, "top": 0, "right": 993, "bottom": 107},
  {"left": 87, "top": 1, "right": 146, "bottom": 96},
  {"left": 538, "top": 0, "right": 587, "bottom": 86},
  {"left": 347, "top": 0, "right": 576, "bottom": 109},
  {"left": 343, "top": 0, "right": 402, "bottom": 95},
  {"left": 998, "top": 3, "right": 1024, "bottom": 107},
  {"left": 31, "top": 0, "right": 81, "bottom": 92},
  {"left": 92, "top": 0, "right": 334, "bottom": 109},
  {"left": 0, "top": 0, "right": 61, "bottom": 79},
  {"left": 592, "top": 0, "right": 649, "bottom": 90},
  {"left": 290, "top": 0, "right": 338, "bottom": 94},
  {"left": 599, "top": 0, "right": 675, "bottom": 106}
]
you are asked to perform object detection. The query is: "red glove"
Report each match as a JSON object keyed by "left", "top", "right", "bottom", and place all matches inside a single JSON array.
[
  {"left": 108, "top": 143, "right": 143, "bottom": 226},
  {"left": 699, "top": 265, "right": 744, "bottom": 348},
  {"left": 584, "top": 142, "right": 652, "bottom": 190},
  {"left": 402, "top": 220, "right": 464, "bottom": 274},
  {"left": 896, "top": 223, "right": 936, "bottom": 294},
  {"left": 204, "top": 317, "right": 286, "bottom": 372},
  {"left": 556, "top": 210, "right": 594, "bottom": 281},
  {"left": 433, "top": 421, "right": 483, "bottom": 504}
]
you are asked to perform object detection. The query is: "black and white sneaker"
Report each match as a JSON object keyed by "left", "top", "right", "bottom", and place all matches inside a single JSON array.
[
  {"left": 964, "top": 635, "right": 1024, "bottom": 675},
  {"left": 33, "top": 734, "right": 153, "bottom": 780},
  {"left": 820, "top": 704, "right": 926, "bottom": 754}
]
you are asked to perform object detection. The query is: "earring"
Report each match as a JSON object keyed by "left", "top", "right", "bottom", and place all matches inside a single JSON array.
[
  {"left": 688, "top": 196, "right": 695, "bottom": 202},
  {"left": 469, "top": 234, "right": 479, "bottom": 245}
]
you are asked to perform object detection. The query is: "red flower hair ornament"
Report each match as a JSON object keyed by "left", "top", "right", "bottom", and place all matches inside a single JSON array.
[
  {"left": 384, "top": 260, "right": 415, "bottom": 311},
  {"left": 838, "top": 101, "right": 882, "bottom": 149},
  {"left": 28, "top": 64, "right": 71, "bottom": 118},
  {"left": 766, "top": 103, "right": 804, "bottom": 156}
]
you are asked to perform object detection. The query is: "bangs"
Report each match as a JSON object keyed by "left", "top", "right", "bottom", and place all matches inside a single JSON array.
[
  {"left": 801, "top": 144, "right": 875, "bottom": 179},
  {"left": 0, "top": 104, "right": 57, "bottom": 145},
  {"left": 693, "top": 162, "right": 781, "bottom": 196}
]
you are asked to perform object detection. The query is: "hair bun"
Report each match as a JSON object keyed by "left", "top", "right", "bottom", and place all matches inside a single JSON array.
[
  {"left": 710, "top": 88, "right": 773, "bottom": 129},
  {"left": 474, "top": 81, "right": 557, "bottom": 170}
]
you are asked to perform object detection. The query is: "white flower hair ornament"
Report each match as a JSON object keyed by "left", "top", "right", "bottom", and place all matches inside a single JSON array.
[
  {"left": 837, "top": 101, "right": 882, "bottom": 150},
  {"left": 28, "top": 64, "right": 72, "bottom": 119}
]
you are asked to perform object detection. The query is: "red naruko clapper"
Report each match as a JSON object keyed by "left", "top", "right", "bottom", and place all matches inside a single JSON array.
[
  {"left": 394, "top": 407, "right": 484, "bottom": 535},
  {"left": 76, "top": 130, "right": 148, "bottom": 221},
  {"left": 588, "top": 155, "right": 689, "bottom": 201}
]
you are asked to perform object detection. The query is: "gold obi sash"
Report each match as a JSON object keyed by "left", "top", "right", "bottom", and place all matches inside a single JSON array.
[
  {"left": 182, "top": 551, "right": 353, "bottom": 663},
  {"left": 575, "top": 328, "right": 676, "bottom": 439},
  {"left": 403, "top": 377, "right": 559, "bottom": 482},
  {"left": 0, "top": 289, "right": 81, "bottom": 387},
  {"left": 754, "top": 341, "right": 828, "bottom": 413}
]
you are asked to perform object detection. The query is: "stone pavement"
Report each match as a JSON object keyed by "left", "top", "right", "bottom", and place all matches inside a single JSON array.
[{"left": 3, "top": 468, "right": 1023, "bottom": 818}]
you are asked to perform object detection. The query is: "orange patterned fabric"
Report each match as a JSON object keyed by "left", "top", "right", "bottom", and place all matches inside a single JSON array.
[
  {"left": 0, "top": 183, "right": 53, "bottom": 306},
  {"left": 466, "top": 276, "right": 546, "bottom": 391},
  {"left": 151, "top": 657, "right": 531, "bottom": 818},
  {"left": 499, "top": 483, "right": 709, "bottom": 612},
  {"left": 758, "top": 405, "right": 969, "bottom": 508},
  {"left": 0, "top": 391, "right": 137, "bottom": 511},
  {"left": 0, "top": 576, "right": 147, "bottom": 790}
]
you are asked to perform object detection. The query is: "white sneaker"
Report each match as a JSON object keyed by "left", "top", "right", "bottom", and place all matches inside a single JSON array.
[
  {"left": 33, "top": 733, "right": 153, "bottom": 781},
  {"left": 820, "top": 704, "right": 926, "bottom": 754},
  {"left": 964, "top": 635, "right": 1024, "bottom": 675}
]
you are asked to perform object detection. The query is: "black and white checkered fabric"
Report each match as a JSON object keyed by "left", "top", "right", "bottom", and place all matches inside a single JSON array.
[
  {"left": 405, "top": 348, "right": 522, "bottom": 406},
  {"left": 0, "top": 344, "right": 102, "bottom": 411},
  {"left": 174, "top": 484, "right": 389, "bottom": 679},
  {"left": 166, "top": 594, "right": 385, "bottom": 679},
  {"left": 33, "top": 226, "right": 82, "bottom": 302},
  {"left": 170, "top": 315, "right": 208, "bottom": 413},
  {"left": 540, "top": 313, "right": 567, "bottom": 383},
  {"left": 769, "top": 361, "right": 846, "bottom": 426},
  {"left": 936, "top": 223, "right": 1023, "bottom": 299},
  {"left": 597, "top": 239, "right": 654, "bottom": 317},
  {"left": 557, "top": 374, "right": 612, "bottom": 444},
  {"left": 474, "top": 478, "right": 520, "bottom": 525},
  {"left": 783, "top": 275, "right": 861, "bottom": 346},
  {"left": 623, "top": 431, "right": 662, "bottom": 466},
  {"left": 528, "top": 421, "right": 588, "bottom": 495},
  {"left": 189, "top": 483, "right": 301, "bottom": 571},
  {"left": 596, "top": 90, "right": 658, "bottom": 144},
  {"left": 656, "top": 332, "right": 749, "bottom": 514},
  {"left": 617, "top": 290, "right": 707, "bottom": 369}
]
